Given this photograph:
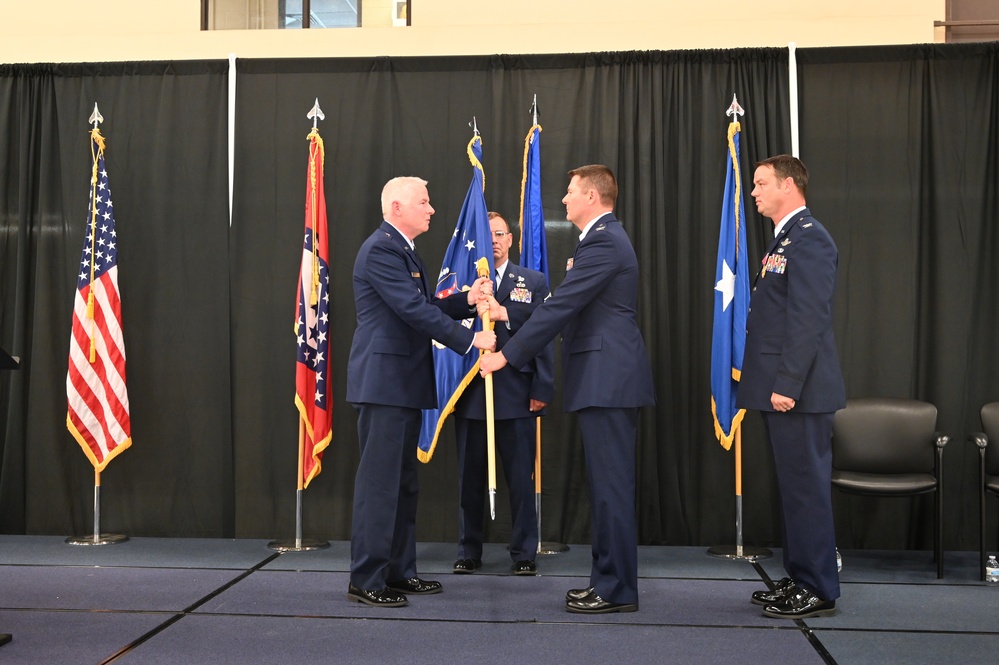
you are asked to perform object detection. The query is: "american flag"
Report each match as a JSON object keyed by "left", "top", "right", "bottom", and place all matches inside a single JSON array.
[
  {"left": 294, "top": 128, "right": 332, "bottom": 488},
  {"left": 66, "top": 128, "right": 132, "bottom": 471}
]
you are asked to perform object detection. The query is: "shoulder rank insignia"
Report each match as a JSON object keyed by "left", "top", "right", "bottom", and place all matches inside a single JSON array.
[
  {"left": 802, "top": 222, "right": 813, "bottom": 228},
  {"left": 595, "top": 223, "right": 606, "bottom": 231}
]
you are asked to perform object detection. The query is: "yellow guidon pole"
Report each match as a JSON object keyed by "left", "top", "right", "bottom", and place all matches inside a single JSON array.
[{"left": 475, "top": 258, "right": 498, "bottom": 519}]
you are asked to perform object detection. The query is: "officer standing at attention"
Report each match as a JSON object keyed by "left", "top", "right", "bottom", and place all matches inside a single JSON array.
[{"left": 738, "top": 154, "right": 845, "bottom": 619}]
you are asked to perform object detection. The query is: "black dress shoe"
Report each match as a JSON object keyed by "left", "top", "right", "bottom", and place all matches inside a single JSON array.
[
  {"left": 386, "top": 577, "right": 443, "bottom": 595},
  {"left": 347, "top": 584, "right": 408, "bottom": 607},
  {"left": 751, "top": 576, "right": 797, "bottom": 606},
  {"left": 512, "top": 560, "right": 537, "bottom": 575},
  {"left": 452, "top": 558, "right": 482, "bottom": 574},
  {"left": 763, "top": 587, "right": 836, "bottom": 619},
  {"left": 565, "top": 586, "right": 595, "bottom": 601},
  {"left": 565, "top": 590, "right": 638, "bottom": 614}
]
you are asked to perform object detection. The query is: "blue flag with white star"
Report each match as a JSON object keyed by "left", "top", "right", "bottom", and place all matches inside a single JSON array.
[
  {"left": 710, "top": 120, "right": 750, "bottom": 450},
  {"left": 417, "top": 133, "right": 493, "bottom": 462}
]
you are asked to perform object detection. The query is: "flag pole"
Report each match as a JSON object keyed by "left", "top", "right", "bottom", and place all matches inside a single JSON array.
[
  {"left": 270, "top": 411, "right": 329, "bottom": 551},
  {"left": 94, "top": 469, "right": 101, "bottom": 539},
  {"left": 707, "top": 95, "right": 769, "bottom": 562},
  {"left": 296, "top": 419, "right": 306, "bottom": 548},
  {"left": 735, "top": 425, "right": 743, "bottom": 557},
  {"left": 66, "top": 466, "right": 129, "bottom": 545},
  {"left": 529, "top": 96, "right": 543, "bottom": 545},
  {"left": 471, "top": 118, "right": 497, "bottom": 519},
  {"left": 518, "top": 96, "right": 566, "bottom": 555},
  {"left": 535, "top": 422, "right": 541, "bottom": 545},
  {"left": 269, "top": 98, "right": 331, "bottom": 552},
  {"left": 476, "top": 257, "right": 498, "bottom": 519}
]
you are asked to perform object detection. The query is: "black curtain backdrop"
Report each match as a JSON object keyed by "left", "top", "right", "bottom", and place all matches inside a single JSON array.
[
  {"left": 2, "top": 44, "right": 997, "bottom": 555},
  {"left": 0, "top": 61, "right": 232, "bottom": 536},
  {"left": 229, "top": 49, "right": 791, "bottom": 548},
  {"left": 797, "top": 43, "right": 999, "bottom": 552}
]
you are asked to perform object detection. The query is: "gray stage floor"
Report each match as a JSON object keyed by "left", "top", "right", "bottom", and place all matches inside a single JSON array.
[{"left": 0, "top": 535, "right": 996, "bottom": 664}]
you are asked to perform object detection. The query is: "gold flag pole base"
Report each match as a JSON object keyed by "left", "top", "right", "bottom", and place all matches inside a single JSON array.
[
  {"left": 538, "top": 541, "right": 569, "bottom": 555},
  {"left": 706, "top": 545, "right": 771, "bottom": 561},
  {"left": 66, "top": 534, "right": 128, "bottom": 546}
]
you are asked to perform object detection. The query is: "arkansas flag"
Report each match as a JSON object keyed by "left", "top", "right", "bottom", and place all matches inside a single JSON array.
[
  {"left": 294, "top": 127, "right": 333, "bottom": 488},
  {"left": 66, "top": 126, "right": 132, "bottom": 471}
]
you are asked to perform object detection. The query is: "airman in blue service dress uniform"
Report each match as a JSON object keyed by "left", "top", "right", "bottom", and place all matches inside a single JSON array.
[
  {"left": 480, "top": 165, "right": 655, "bottom": 614},
  {"left": 452, "top": 212, "right": 555, "bottom": 576},
  {"left": 346, "top": 176, "right": 495, "bottom": 608},
  {"left": 737, "top": 155, "right": 846, "bottom": 619}
]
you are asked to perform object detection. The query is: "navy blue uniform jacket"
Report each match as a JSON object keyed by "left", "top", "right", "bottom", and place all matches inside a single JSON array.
[
  {"left": 347, "top": 221, "right": 477, "bottom": 409},
  {"left": 737, "top": 209, "right": 846, "bottom": 412},
  {"left": 501, "top": 214, "right": 654, "bottom": 412},
  {"left": 455, "top": 263, "right": 554, "bottom": 420}
]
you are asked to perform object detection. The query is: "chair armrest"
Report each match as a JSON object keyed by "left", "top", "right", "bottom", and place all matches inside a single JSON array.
[{"left": 969, "top": 432, "right": 988, "bottom": 450}]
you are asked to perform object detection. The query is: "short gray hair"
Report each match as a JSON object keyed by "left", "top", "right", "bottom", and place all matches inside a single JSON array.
[{"left": 381, "top": 176, "right": 428, "bottom": 216}]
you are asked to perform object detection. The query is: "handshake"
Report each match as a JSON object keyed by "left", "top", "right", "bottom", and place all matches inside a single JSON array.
[
  {"left": 466, "top": 275, "right": 502, "bottom": 354},
  {"left": 465, "top": 276, "right": 510, "bottom": 375}
]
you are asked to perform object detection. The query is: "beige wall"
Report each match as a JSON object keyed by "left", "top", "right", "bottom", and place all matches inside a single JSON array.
[{"left": 0, "top": 1, "right": 947, "bottom": 64}]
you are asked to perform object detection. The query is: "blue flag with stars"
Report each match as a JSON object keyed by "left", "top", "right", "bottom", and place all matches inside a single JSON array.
[
  {"left": 417, "top": 134, "right": 493, "bottom": 462},
  {"left": 710, "top": 120, "right": 750, "bottom": 450}
]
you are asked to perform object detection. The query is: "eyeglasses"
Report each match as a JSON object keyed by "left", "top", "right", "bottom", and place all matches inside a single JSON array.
[{"left": 492, "top": 231, "right": 509, "bottom": 238}]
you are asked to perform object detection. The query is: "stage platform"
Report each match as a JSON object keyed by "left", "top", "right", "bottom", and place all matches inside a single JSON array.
[{"left": 0, "top": 535, "right": 995, "bottom": 664}]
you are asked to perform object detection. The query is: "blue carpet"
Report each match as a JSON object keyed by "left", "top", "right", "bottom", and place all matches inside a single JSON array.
[
  {"left": 115, "top": 615, "right": 825, "bottom": 665},
  {"left": 758, "top": 547, "right": 983, "bottom": 585},
  {"left": 813, "top": 582, "right": 998, "bottom": 632},
  {"left": 0, "top": 609, "right": 168, "bottom": 665},
  {"left": 2, "top": 565, "right": 243, "bottom": 611},
  {"left": 1, "top": 538, "right": 995, "bottom": 664},
  {"left": 195, "top": 569, "right": 788, "bottom": 627},
  {"left": 263, "top": 541, "right": 767, "bottom": 581},
  {"left": 813, "top": 630, "right": 999, "bottom": 665},
  {"left": 0, "top": 535, "right": 274, "bottom": 569}
]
